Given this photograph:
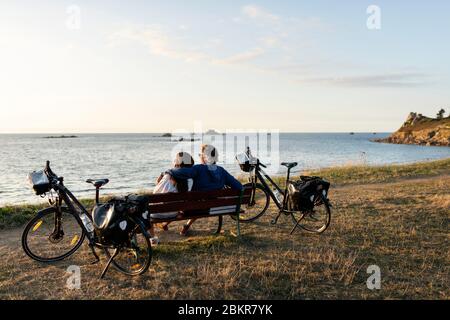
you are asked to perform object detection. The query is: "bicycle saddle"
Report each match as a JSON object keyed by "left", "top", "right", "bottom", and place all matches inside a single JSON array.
[
  {"left": 86, "top": 178, "right": 109, "bottom": 188},
  {"left": 281, "top": 162, "right": 298, "bottom": 169}
]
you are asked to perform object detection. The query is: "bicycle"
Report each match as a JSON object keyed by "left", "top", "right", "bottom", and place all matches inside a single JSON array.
[
  {"left": 234, "top": 148, "right": 332, "bottom": 234},
  {"left": 21, "top": 161, "right": 152, "bottom": 278}
]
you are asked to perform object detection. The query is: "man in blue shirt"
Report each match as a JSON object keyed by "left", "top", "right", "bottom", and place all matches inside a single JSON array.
[{"left": 166, "top": 144, "right": 243, "bottom": 235}]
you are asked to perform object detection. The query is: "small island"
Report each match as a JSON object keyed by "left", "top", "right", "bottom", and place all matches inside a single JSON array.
[
  {"left": 161, "top": 133, "right": 172, "bottom": 138},
  {"left": 43, "top": 135, "right": 78, "bottom": 139},
  {"left": 205, "top": 129, "right": 220, "bottom": 135},
  {"left": 178, "top": 137, "right": 200, "bottom": 142},
  {"left": 374, "top": 109, "right": 450, "bottom": 147}
]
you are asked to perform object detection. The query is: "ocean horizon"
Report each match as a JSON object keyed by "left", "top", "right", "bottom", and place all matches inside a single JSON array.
[{"left": 1, "top": 132, "right": 449, "bottom": 206}]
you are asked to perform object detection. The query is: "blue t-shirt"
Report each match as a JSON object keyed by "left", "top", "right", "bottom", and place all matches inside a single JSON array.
[{"left": 167, "top": 164, "right": 242, "bottom": 192}]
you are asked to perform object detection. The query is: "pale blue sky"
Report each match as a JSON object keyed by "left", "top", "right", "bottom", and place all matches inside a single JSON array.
[{"left": 1, "top": 0, "right": 449, "bottom": 133}]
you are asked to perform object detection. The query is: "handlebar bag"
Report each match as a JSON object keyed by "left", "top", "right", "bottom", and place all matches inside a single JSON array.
[
  {"left": 27, "top": 170, "right": 51, "bottom": 195},
  {"left": 236, "top": 153, "right": 257, "bottom": 172}
]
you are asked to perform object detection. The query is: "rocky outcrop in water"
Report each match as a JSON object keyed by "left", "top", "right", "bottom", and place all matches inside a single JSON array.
[{"left": 374, "top": 112, "right": 450, "bottom": 147}]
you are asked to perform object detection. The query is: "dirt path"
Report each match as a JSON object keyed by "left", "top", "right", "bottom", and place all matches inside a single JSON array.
[{"left": 1, "top": 176, "right": 449, "bottom": 299}]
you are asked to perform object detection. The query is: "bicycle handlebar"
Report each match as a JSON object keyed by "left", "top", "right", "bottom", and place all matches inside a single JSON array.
[{"left": 45, "top": 160, "right": 58, "bottom": 180}]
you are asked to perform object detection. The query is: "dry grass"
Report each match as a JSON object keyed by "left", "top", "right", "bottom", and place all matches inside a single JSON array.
[{"left": 0, "top": 161, "right": 449, "bottom": 299}]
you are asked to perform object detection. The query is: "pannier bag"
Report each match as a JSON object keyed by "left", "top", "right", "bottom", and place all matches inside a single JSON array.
[
  {"left": 125, "top": 194, "right": 151, "bottom": 228},
  {"left": 91, "top": 200, "right": 136, "bottom": 246},
  {"left": 27, "top": 170, "right": 51, "bottom": 195},
  {"left": 91, "top": 195, "right": 150, "bottom": 245},
  {"left": 236, "top": 152, "right": 257, "bottom": 172},
  {"left": 288, "top": 176, "right": 330, "bottom": 212}
]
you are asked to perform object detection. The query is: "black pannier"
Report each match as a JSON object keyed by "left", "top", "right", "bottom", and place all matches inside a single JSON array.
[
  {"left": 288, "top": 176, "right": 330, "bottom": 212},
  {"left": 91, "top": 195, "right": 149, "bottom": 246},
  {"left": 125, "top": 194, "right": 151, "bottom": 228},
  {"left": 27, "top": 170, "right": 51, "bottom": 195}
]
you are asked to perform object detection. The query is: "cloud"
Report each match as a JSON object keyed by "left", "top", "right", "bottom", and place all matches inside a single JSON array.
[
  {"left": 213, "top": 48, "right": 265, "bottom": 65},
  {"left": 109, "top": 25, "right": 209, "bottom": 62},
  {"left": 259, "top": 36, "right": 279, "bottom": 48},
  {"left": 300, "top": 73, "right": 432, "bottom": 87},
  {"left": 242, "top": 5, "right": 279, "bottom": 22},
  {"left": 110, "top": 25, "right": 265, "bottom": 66}
]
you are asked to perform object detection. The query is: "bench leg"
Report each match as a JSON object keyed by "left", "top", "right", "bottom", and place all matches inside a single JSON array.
[
  {"left": 215, "top": 215, "right": 223, "bottom": 234},
  {"left": 236, "top": 212, "right": 241, "bottom": 237}
]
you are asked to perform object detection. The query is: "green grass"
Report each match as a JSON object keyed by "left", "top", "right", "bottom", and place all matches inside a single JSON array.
[
  {"left": 1, "top": 158, "right": 449, "bottom": 230},
  {"left": 0, "top": 199, "right": 95, "bottom": 230},
  {"left": 302, "top": 158, "right": 450, "bottom": 186},
  {"left": 261, "top": 158, "right": 450, "bottom": 189}
]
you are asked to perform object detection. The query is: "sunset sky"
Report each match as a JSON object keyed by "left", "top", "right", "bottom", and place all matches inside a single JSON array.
[{"left": 1, "top": 0, "right": 449, "bottom": 133}]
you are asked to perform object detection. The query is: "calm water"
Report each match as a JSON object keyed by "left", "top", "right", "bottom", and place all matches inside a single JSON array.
[{"left": 1, "top": 133, "right": 449, "bottom": 206}]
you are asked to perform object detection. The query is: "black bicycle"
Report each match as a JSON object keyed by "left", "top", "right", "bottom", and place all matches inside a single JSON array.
[
  {"left": 234, "top": 148, "right": 332, "bottom": 234},
  {"left": 21, "top": 161, "right": 152, "bottom": 278}
]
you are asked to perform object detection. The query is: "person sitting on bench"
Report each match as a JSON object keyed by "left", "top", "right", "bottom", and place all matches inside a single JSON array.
[
  {"left": 166, "top": 144, "right": 243, "bottom": 236},
  {"left": 150, "top": 152, "right": 195, "bottom": 244}
]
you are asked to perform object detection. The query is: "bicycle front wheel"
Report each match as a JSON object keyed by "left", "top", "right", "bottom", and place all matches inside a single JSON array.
[
  {"left": 22, "top": 207, "right": 85, "bottom": 262},
  {"left": 231, "top": 183, "right": 270, "bottom": 222},
  {"left": 291, "top": 195, "right": 331, "bottom": 234}
]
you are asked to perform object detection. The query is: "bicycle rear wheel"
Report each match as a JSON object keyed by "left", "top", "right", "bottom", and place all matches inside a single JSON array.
[
  {"left": 231, "top": 183, "right": 270, "bottom": 222},
  {"left": 291, "top": 195, "right": 331, "bottom": 234},
  {"left": 22, "top": 207, "right": 85, "bottom": 262},
  {"left": 103, "top": 223, "right": 151, "bottom": 276}
]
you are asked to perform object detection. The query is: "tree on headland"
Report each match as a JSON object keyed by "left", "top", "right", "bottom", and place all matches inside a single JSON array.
[{"left": 436, "top": 108, "right": 445, "bottom": 119}]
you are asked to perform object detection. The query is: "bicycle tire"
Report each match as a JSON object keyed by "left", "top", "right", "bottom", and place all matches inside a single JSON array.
[
  {"left": 103, "top": 222, "right": 152, "bottom": 276},
  {"left": 231, "top": 183, "right": 270, "bottom": 223},
  {"left": 290, "top": 195, "right": 331, "bottom": 234},
  {"left": 22, "top": 207, "right": 86, "bottom": 262}
]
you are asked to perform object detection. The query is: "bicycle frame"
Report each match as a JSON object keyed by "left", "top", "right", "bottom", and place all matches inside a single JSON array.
[
  {"left": 249, "top": 161, "right": 293, "bottom": 213},
  {"left": 52, "top": 179, "right": 93, "bottom": 237}
]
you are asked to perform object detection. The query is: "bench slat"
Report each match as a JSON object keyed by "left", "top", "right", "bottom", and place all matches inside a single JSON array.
[
  {"left": 150, "top": 210, "right": 245, "bottom": 222},
  {"left": 148, "top": 195, "right": 250, "bottom": 213},
  {"left": 149, "top": 189, "right": 238, "bottom": 203},
  {"left": 149, "top": 199, "right": 236, "bottom": 213},
  {"left": 148, "top": 188, "right": 250, "bottom": 203}
]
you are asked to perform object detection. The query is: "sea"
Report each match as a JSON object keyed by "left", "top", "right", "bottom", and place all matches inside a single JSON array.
[{"left": 1, "top": 133, "right": 449, "bottom": 206}]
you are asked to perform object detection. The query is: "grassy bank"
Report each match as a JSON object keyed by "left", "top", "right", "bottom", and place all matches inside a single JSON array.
[
  {"left": 1, "top": 158, "right": 449, "bottom": 230},
  {"left": 304, "top": 157, "right": 450, "bottom": 185},
  {"left": 0, "top": 158, "right": 449, "bottom": 299}
]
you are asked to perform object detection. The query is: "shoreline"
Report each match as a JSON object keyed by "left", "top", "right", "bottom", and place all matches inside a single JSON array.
[
  {"left": 0, "top": 156, "right": 449, "bottom": 209},
  {"left": 1, "top": 157, "right": 449, "bottom": 230}
]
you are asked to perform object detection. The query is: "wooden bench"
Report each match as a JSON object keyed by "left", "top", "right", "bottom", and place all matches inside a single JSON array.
[{"left": 147, "top": 186, "right": 252, "bottom": 236}]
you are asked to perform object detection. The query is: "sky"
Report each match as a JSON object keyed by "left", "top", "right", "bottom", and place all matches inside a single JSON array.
[{"left": 0, "top": 0, "right": 449, "bottom": 133}]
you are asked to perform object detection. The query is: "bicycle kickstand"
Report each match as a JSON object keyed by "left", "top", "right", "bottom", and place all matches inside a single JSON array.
[
  {"left": 100, "top": 248, "right": 119, "bottom": 279},
  {"left": 271, "top": 212, "right": 282, "bottom": 225},
  {"left": 289, "top": 214, "right": 304, "bottom": 235}
]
